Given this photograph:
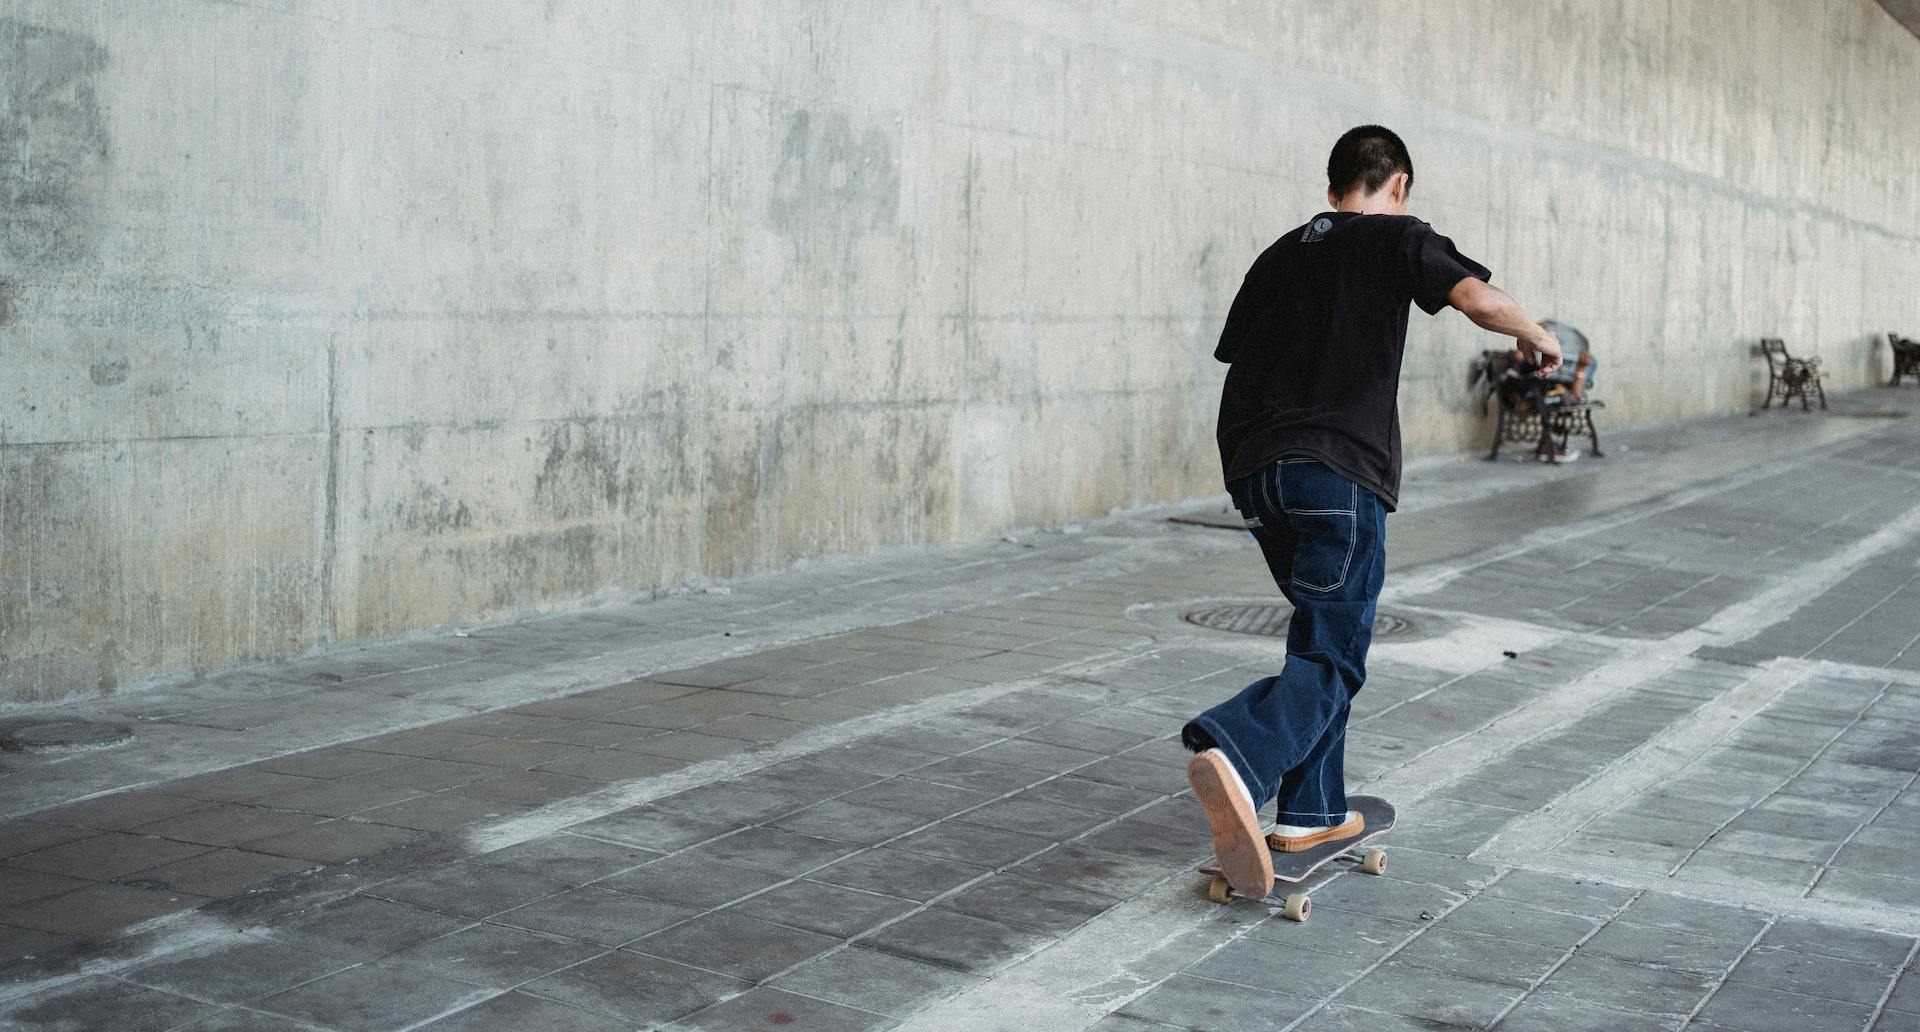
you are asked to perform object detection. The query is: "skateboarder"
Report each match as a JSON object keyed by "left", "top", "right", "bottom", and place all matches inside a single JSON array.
[{"left": 1184, "top": 125, "right": 1562, "bottom": 898}]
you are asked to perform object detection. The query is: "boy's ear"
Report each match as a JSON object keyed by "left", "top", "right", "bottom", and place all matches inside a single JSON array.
[
  {"left": 1389, "top": 171, "right": 1409, "bottom": 204},
  {"left": 1327, "top": 186, "right": 1339, "bottom": 208}
]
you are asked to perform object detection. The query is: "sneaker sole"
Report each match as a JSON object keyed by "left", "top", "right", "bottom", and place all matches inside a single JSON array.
[
  {"left": 1187, "top": 751, "right": 1272, "bottom": 898},
  {"left": 1269, "top": 813, "right": 1365, "bottom": 853}
]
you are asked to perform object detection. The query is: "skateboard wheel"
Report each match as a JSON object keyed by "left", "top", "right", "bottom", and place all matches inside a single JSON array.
[
  {"left": 1282, "top": 893, "right": 1310, "bottom": 922},
  {"left": 1361, "top": 850, "right": 1388, "bottom": 875},
  {"left": 1208, "top": 876, "right": 1233, "bottom": 904}
]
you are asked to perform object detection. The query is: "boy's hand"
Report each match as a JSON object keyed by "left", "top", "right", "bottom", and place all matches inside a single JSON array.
[{"left": 1521, "top": 328, "right": 1562, "bottom": 376}]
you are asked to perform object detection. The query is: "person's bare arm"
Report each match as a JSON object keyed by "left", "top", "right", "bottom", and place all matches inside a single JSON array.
[{"left": 1447, "top": 279, "right": 1562, "bottom": 374}]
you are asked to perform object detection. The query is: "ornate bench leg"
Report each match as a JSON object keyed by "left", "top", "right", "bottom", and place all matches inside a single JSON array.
[
  {"left": 1487, "top": 407, "right": 1506, "bottom": 461},
  {"left": 1585, "top": 410, "right": 1604, "bottom": 458}
]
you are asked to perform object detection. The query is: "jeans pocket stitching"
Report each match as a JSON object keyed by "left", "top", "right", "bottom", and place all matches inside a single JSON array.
[{"left": 1290, "top": 494, "right": 1351, "bottom": 586}]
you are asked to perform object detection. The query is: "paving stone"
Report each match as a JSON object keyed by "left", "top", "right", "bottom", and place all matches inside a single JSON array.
[
  {"left": 9, "top": 830, "right": 214, "bottom": 880},
  {"left": 835, "top": 777, "right": 1000, "bottom": 820},
  {"left": 1435, "top": 896, "right": 1598, "bottom": 948},
  {"left": 0, "top": 881, "right": 210, "bottom": 937},
  {"left": 1078, "top": 816, "right": 1206, "bottom": 865},
  {"left": 1493, "top": 991, "right": 1685, "bottom": 1032},
  {"left": 127, "top": 803, "right": 327, "bottom": 849},
  {"left": 471, "top": 833, "right": 658, "bottom": 885},
  {"left": 771, "top": 944, "right": 984, "bottom": 1017},
  {"left": 173, "top": 1008, "right": 324, "bottom": 1031},
  {"left": 1010, "top": 775, "right": 1164, "bottom": 815},
  {"left": 1757, "top": 916, "right": 1918, "bottom": 968},
  {"left": 680, "top": 826, "right": 861, "bottom": 872},
  {"left": 731, "top": 879, "right": 919, "bottom": 939},
  {"left": 131, "top": 848, "right": 314, "bottom": 898},
  {"left": 491, "top": 884, "right": 699, "bottom": 946},
  {"left": 1616, "top": 892, "right": 1771, "bottom": 942},
  {"left": 343, "top": 755, "right": 502, "bottom": 792},
  {"left": 355, "top": 792, "right": 507, "bottom": 831},
  {"left": 451, "top": 769, "right": 601, "bottom": 807},
  {"left": 1679, "top": 849, "right": 1821, "bottom": 895},
  {"left": 679, "top": 986, "right": 894, "bottom": 1032},
  {"left": 0, "top": 868, "right": 90, "bottom": 908},
  {"left": 1479, "top": 870, "right": 1637, "bottom": 918},
  {"left": 1694, "top": 981, "right": 1875, "bottom": 1032},
  {"left": 535, "top": 747, "right": 685, "bottom": 782},
  {"left": 569, "top": 800, "right": 752, "bottom": 850},
  {"left": 1294, "top": 871, "right": 1466, "bottom": 924},
  {"left": 1244, "top": 907, "right": 1419, "bottom": 959},
  {"left": 390, "top": 922, "right": 604, "bottom": 986},
  {"left": 651, "top": 779, "right": 822, "bottom": 824},
  {"left": 1068, "top": 755, "right": 1190, "bottom": 794},
  {"left": 37, "top": 791, "right": 213, "bottom": 831},
  {"left": 1331, "top": 960, "right": 1524, "bottom": 1028},
  {"left": 252, "top": 778, "right": 424, "bottom": 817},
  {"left": 770, "top": 799, "right": 935, "bottom": 846},
  {"left": 937, "top": 872, "right": 1120, "bottom": 935},
  {"left": 266, "top": 895, "right": 471, "bottom": 958},
  {"left": 255, "top": 960, "right": 493, "bottom": 1030},
  {"left": 1289, "top": 1005, "right": 1448, "bottom": 1032},
  {"left": 859, "top": 907, "right": 1051, "bottom": 974},
  {"left": 631, "top": 909, "right": 840, "bottom": 980},
  {"left": 1185, "top": 936, "right": 1363, "bottom": 997},
  {"left": 1384, "top": 798, "right": 1520, "bottom": 857},
  {"left": 750, "top": 756, "right": 893, "bottom": 797},
  {"left": 594, "top": 852, "right": 786, "bottom": 909},
  {"left": 168, "top": 769, "right": 326, "bottom": 803},
  {"left": 1389, "top": 926, "right": 1565, "bottom": 988},
  {"left": 894, "top": 822, "right": 1055, "bottom": 868},
  {"left": 245, "top": 819, "right": 427, "bottom": 863},
  {"left": 1727, "top": 946, "right": 1898, "bottom": 1006},
  {"left": 1873, "top": 1008, "right": 1920, "bottom": 1032},
  {"left": 805, "top": 742, "right": 943, "bottom": 777},
  {"left": 520, "top": 948, "right": 750, "bottom": 1026},
  {"left": 0, "top": 975, "right": 219, "bottom": 1032},
  {"left": 1580, "top": 918, "right": 1752, "bottom": 976},
  {"left": 953, "top": 796, "right": 1112, "bottom": 839},
  {"left": 415, "top": 990, "right": 633, "bottom": 1031},
  {"left": 0, "top": 821, "right": 96, "bottom": 860},
  {"left": 1812, "top": 868, "right": 1920, "bottom": 910},
  {"left": 122, "top": 933, "right": 359, "bottom": 1004},
  {"left": 1010, "top": 842, "right": 1171, "bottom": 898},
  {"left": 1885, "top": 969, "right": 1920, "bottom": 1014},
  {"left": 910, "top": 755, "right": 1044, "bottom": 795},
  {"left": 1537, "top": 951, "right": 1717, "bottom": 1015},
  {"left": 370, "top": 861, "right": 569, "bottom": 919},
  {"left": 1117, "top": 971, "right": 1314, "bottom": 1031}
]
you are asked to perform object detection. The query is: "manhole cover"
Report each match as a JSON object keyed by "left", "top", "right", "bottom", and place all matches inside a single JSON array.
[
  {"left": 0, "top": 718, "right": 135, "bottom": 753},
  {"left": 1183, "top": 605, "right": 1416, "bottom": 638}
]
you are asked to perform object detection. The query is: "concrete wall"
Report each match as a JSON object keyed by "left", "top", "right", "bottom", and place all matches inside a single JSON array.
[{"left": 5, "top": 1, "right": 1918, "bottom": 703}]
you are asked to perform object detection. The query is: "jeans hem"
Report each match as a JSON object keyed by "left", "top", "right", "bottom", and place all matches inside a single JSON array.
[
  {"left": 1275, "top": 808, "right": 1350, "bottom": 825},
  {"left": 1190, "top": 714, "right": 1270, "bottom": 807}
]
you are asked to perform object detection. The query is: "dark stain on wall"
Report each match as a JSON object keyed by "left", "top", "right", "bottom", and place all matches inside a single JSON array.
[
  {"left": 768, "top": 109, "right": 899, "bottom": 240},
  {"left": 0, "top": 18, "right": 111, "bottom": 266},
  {"left": 88, "top": 355, "right": 128, "bottom": 386},
  {"left": 0, "top": 279, "right": 16, "bottom": 326}
]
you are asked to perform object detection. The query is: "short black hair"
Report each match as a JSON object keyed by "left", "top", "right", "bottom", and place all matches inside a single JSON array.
[{"left": 1327, "top": 125, "right": 1414, "bottom": 198}]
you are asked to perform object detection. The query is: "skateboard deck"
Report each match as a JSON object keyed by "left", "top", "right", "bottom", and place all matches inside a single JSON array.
[{"left": 1198, "top": 795, "right": 1396, "bottom": 921}]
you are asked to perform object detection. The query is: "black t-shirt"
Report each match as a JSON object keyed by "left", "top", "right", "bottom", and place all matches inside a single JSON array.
[{"left": 1214, "top": 212, "right": 1490, "bottom": 511}]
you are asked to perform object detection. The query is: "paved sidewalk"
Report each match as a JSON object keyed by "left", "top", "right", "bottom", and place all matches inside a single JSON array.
[{"left": 3, "top": 391, "right": 1919, "bottom": 1031}]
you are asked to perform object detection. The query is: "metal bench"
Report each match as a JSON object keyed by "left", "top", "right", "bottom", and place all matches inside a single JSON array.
[
  {"left": 1475, "top": 349, "right": 1605, "bottom": 463},
  {"left": 1889, "top": 332, "right": 1920, "bottom": 387},
  {"left": 1759, "top": 338, "right": 1827, "bottom": 411}
]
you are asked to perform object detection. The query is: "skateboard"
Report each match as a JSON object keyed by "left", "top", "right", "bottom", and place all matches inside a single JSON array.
[{"left": 1198, "top": 795, "right": 1395, "bottom": 922}]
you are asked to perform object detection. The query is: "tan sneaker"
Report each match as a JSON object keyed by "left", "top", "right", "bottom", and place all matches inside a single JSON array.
[
  {"left": 1187, "top": 749, "right": 1273, "bottom": 898},
  {"left": 1267, "top": 811, "right": 1365, "bottom": 853}
]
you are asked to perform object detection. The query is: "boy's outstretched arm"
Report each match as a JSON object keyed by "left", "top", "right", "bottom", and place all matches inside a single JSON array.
[{"left": 1447, "top": 279, "right": 1562, "bottom": 374}]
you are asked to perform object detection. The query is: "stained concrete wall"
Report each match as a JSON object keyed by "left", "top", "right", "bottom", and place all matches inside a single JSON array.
[{"left": 4, "top": 1, "right": 1918, "bottom": 703}]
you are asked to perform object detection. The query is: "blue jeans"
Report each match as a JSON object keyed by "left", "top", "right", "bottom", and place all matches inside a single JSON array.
[{"left": 1183, "top": 460, "right": 1388, "bottom": 826}]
